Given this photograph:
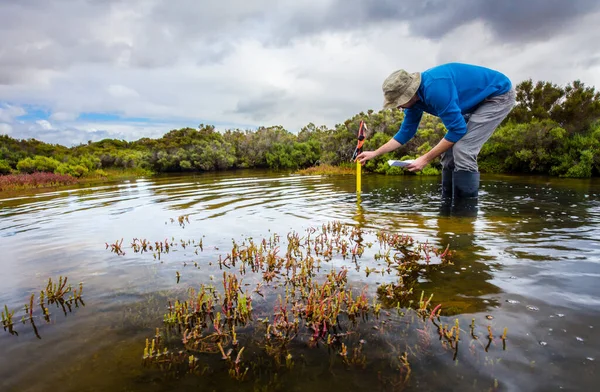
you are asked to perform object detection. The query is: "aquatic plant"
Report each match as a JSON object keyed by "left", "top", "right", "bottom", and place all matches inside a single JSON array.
[
  {"left": 167, "top": 214, "right": 190, "bottom": 228},
  {"left": 1, "top": 304, "right": 16, "bottom": 335},
  {"left": 2, "top": 277, "right": 84, "bottom": 338},
  {"left": 104, "top": 220, "right": 507, "bottom": 385},
  {"left": 106, "top": 239, "right": 125, "bottom": 256}
]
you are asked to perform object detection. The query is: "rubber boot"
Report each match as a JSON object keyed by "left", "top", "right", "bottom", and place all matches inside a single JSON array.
[
  {"left": 452, "top": 170, "right": 479, "bottom": 216},
  {"left": 441, "top": 168, "right": 453, "bottom": 199},
  {"left": 452, "top": 170, "right": 480, "bottom": 199}
]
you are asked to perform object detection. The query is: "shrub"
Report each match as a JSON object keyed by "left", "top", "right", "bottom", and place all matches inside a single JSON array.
[
  {"left": 16, "top": 156, "right": 62, "bottom": 174},
  {"left": 0, "top": 172, "right": 77, "bottom": 191},
  {"left": 0, "top": 160, "right": 12, "bottom": 175}
]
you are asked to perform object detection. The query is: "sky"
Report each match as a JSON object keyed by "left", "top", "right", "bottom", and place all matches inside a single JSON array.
[{"left": 1, "top": 0, "right": 599, "bottom": 146}]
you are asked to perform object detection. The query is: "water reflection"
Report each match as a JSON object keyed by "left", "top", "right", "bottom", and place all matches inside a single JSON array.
[{"left": 0, "top": 171, "right": 599, "bottom": 391}]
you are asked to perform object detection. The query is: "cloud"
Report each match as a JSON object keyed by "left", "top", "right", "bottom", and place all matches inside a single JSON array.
[
  {"left": 5, "top": 119, "right": 183, "bottom": 147},
  {"left": 234, "top": 89, "right": 288, "bottom": 121},
  {"left": 49, "top": 112, "right": 77, "bottom": 122},
  {"left": 0, "top": 104, "right": 26, "bottom": 122},
  {"left": 35, "top": 120, "right": 53, "bottom": 130},
  {"left": 0, "top": 123, "right": 12, "bottom": 135},
  {"left": 0, "top": 1, "right": 599, "bottom": 146},
  {"left": 260, "top": 0, "right": 600, "bottom": 44},
  {"left": 107, "top": 84, "right": 140, "bottom": 99}
]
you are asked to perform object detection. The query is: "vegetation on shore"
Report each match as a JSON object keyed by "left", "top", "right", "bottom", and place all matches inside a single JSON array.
[
  {"left": 1, "top": 78, "right": 598, "bottom": 190},
  {"left": 0, "top": 172, "right": 78, "bottom": 192},
  {"left": 0, "top": 168, "right": 152, "bottom": 192},
  {"left": 295, "top": 163, "right": 356, "bottom": 176}
]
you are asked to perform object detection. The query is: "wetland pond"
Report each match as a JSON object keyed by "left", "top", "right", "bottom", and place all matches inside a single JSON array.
[{"left": 1, "top": 170, "right": 599, "bottom": 392}]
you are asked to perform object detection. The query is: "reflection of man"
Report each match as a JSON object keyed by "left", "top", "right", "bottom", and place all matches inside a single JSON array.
[{"left": 357, "top": 63, "right": 516, "bottom": 200}]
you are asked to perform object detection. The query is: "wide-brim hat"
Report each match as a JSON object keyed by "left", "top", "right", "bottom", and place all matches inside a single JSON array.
[{"left": 382, "top": 69, "right": 421, "bottom": 110}]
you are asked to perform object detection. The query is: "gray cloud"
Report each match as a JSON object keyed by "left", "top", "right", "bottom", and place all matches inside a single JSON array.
[
  {"left": 2, "top": 0, "right": 597, "bottom": 81},
  {"left": 267, "top": 0, "right": 600, "bottom": 43},
  {"left": 408, "top": 0, "right": 600, "bottom": 41},
  {"left": 234, "top": 89, "right": 289, "bottom": 121},
  {"left": 0, "top": 0, "right": 599, "bottom": 146},
  {"left": 0, "top": 0, "right": 262, "bottom": 83}
]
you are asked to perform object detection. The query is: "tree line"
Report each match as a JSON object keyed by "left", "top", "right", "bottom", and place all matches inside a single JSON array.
[{"left": 1, "top": 79, "right": 599, "bottom": 178}]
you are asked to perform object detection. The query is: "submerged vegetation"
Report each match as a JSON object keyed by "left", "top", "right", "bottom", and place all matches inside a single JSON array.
[
  {"left": 0, "top": 78, "right": 599, "bottom": 184},
  {"left": 104, "top": 219, "right": 508, "bottom": 388},
  {"left": 1, "top": 276, "right": 85, "bottom": 338}
]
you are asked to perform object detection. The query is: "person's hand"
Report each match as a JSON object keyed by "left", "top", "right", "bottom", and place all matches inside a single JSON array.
[
  {"left": 356, "top": 151, "right": 377, "bottom": 165},
  {"left": 406, "top": 156, "right": 430, "bottom": 172}
]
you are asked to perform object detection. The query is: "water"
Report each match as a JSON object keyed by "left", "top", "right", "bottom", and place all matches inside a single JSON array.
[{"left": 1, "top": 170, "right": 599, "bottom": 391}]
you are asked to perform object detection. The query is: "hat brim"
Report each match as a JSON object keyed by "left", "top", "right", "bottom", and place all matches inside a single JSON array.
[{"left": 382, "top": 72, "right": 422, "bottom": 110}]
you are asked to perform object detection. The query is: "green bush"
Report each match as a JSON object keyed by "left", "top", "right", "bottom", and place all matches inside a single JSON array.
[
  {"left": 16, "top": 156, "right": 62, "bottom": 173},
  {"left": 16, "top": 158, "right": 35, "bottom": 173},
  {"left": 55, "top": 163, "right": 89, "bottom": 177},
  {"left": 0, "top": 159, "right": 12, "bottom": 174},
  {"left": 94, "top": 169, "right": 109, "bottom": 177},
  {"left": 563, "top": 150, "right": 594, "bottom": 178},
  {"left": 71, "top": 165, "right": 89, "bottom": 177},
  {"left": 55, "top": 163, "right": 72, "bottom": 176},
  {"left": 416, "top": 165, "right": 441, "bottom": 176}
]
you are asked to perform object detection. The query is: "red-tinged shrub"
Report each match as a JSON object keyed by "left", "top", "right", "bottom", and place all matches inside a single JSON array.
[{"left": 0, "top": 172, "right": 78, "bottom": 191}]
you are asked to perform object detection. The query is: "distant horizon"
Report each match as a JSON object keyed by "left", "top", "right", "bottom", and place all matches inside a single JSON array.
[{"left": 3, "top": 72, "right": 598, "bottom": 148}]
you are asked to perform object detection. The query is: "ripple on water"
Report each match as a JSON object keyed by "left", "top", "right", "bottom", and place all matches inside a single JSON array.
[{"left": 0, "top": 172, "right": 599, "bottom": 392}]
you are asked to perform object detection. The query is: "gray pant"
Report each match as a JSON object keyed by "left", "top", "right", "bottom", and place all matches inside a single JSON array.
[{"left": 441, "top": 89, "right": 516, "bottom": 172}]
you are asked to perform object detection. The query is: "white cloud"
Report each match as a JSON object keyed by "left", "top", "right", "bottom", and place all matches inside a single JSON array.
[
  {"left": 49, "top": 111, "right": 77, "bottom": 122},
  {"left": 0, "top": 104, "right": 26, "bottom": 123},
  {"left": 107, "top": 84, "right": 140, "bottom": 98},
  {"left": 4, "top": 119, "right": 185, "bottom": 146},
  {"left": 0, "top": 123, "right": 12, "bottom": 134},
  {"left": 35, "top": 120, "right": 53, "bottom": 130}
]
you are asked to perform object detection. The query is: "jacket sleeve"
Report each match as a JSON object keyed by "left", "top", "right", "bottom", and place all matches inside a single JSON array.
[
  {"left": 393, "top": 108, "right": 423, "bottom": 145},
  {"left": 427, "top": 78, "right": 467, "bottom": 143}
]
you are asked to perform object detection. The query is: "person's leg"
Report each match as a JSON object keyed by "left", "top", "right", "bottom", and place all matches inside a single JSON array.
[
  {"left": 441, "top": 113, "right": 475, "bottom": 199},
  {"left": 452, "top": 89, "right": 516, "bottom": 198},
  {"left": 440, "top": 149, "right": 454, "bottom": 199}
]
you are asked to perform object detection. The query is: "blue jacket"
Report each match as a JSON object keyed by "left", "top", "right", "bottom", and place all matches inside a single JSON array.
[{"left": 393, "top": 63, "right": 512, "bottom": 144}]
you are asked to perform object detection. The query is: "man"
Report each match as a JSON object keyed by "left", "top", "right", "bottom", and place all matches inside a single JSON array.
[{"left": 356, "top": 62, "right": 516, "bottom": 199}]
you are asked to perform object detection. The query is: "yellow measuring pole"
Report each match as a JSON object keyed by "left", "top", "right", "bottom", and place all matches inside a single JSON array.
[
  {"left": 356, "top": 160, "right": 361, "bottom": 194},
  {"left": 353, "top": 120, "right": 366, "bottom": 196}
]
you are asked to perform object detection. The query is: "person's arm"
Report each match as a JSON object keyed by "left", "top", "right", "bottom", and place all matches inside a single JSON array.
[
  {"left": 405, "top": 138, "right": 454, "bottom": 171},
  {"left": 356, "top": 138, "right": 402, "bottom": 164},
  {"left": 357, "top": 106, "right": 423, "bottom": 165}
]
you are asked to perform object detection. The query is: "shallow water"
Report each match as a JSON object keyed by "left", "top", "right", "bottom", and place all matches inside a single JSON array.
[{"left": 1, "top": 170, "right": 599, "bottom": 391}]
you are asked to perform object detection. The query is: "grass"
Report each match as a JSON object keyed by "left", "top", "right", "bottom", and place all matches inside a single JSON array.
[
  {"left": 295, "top": 164, "right": 357, "bottom": 176},
  {"left": 84, "top": 167, "right": 153, "bottom": 180},
  {"left": 0, "top": 172, "right": 78, "bottom": 192},
  {"left": 0, "top": 168, "right": 154, "bottom": 192}
]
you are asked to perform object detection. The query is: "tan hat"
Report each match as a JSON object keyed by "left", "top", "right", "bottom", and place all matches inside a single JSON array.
[{"left": 382, "top": 69, "right": 421, "bottom": 110}]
